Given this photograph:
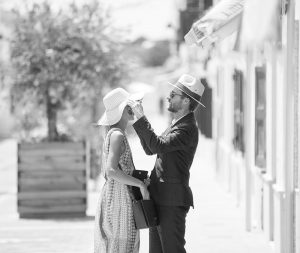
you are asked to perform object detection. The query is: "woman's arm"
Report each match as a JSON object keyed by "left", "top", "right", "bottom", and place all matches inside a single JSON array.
[{"left": 106, "top": 131, "right": 149, "bottom": 199}]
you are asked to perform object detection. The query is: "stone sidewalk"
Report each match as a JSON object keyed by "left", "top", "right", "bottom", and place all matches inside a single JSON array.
[{"left": 0, "top": 133, "right": 274, "bottom": 253}]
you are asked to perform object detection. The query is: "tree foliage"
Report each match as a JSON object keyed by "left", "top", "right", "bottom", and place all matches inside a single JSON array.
[{"left": 10, "top": 1, "right": 129, "bottom": 141}]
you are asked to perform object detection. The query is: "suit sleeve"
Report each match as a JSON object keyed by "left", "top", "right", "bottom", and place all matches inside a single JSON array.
[
  {"left": 139, "top": 137, "right": 154, "bottom": 155},
  {"left": 133, "top": 116, "right": 190, "bottom": 154}
]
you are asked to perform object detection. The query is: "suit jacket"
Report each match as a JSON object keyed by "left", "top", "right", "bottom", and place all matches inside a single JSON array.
[{"left": 133, "top": 112, "right": 199, "bottom": 207}]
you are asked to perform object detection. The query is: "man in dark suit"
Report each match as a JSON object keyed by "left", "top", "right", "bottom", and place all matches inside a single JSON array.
[{"left": 128, "top": 74, "right": 205, "bottom": 253}]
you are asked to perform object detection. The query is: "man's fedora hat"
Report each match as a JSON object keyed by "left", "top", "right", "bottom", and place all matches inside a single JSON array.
[
  {"left": 97, "top": 88, "right": 144, "bottom": 126},
  {"left": 169, "top": 74, "right": 205, "bottom": 107}
]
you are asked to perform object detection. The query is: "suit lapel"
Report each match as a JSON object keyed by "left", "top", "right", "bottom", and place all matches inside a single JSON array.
[{"left": 161, "top": 113, "right": 195, "bottom": 137}]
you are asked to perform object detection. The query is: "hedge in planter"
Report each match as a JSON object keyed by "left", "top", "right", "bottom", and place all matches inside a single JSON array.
[{"left": 18, "top": 141, "right": 89, "bottom": 218}]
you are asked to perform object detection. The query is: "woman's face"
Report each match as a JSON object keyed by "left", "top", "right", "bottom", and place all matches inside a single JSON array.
[{"left": 123, "top": 105, "right": 134, "bottom": 123}]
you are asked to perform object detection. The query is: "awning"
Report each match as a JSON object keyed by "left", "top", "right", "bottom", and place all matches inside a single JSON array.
[{"left": 184, "top": 0, "right": 244, "bottom": 48}]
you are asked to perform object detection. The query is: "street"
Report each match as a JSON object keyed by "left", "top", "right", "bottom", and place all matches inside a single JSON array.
[{"left": 0, "top": 128, "right": 274, "bottom": 253}]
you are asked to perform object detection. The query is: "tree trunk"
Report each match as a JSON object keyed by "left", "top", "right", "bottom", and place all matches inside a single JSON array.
[
  {"left": 46, "top": 93, "right": 59, "bottom": 141},
  {"left": 89, "top": 96, "right": 101, "bottom": 179}
]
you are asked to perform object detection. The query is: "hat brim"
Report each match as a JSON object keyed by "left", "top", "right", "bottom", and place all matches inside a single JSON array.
[
  {"left": 97, "top": 101, "right": 127, "bottom": 126},
  {"left": 96, "top": 91, "right": 144, "bottom": 126},
  {"left": 168, "top": 82, "right": 205, "bottom": 108},
  {"left": 128, "top": 91, "right": 144, "bottom": 101}
]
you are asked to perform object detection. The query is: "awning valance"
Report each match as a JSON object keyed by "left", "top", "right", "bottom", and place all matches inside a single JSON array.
[{"left": 184, "top": 0, "right": 244, "bottom": 48}]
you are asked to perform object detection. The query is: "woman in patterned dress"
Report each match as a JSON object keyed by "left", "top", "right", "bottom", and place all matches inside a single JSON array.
[{"left": 94, "top": 88, "right": 150, "bottom": 253}]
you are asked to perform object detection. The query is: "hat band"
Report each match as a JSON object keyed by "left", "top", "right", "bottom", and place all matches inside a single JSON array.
[{"left": 175, "top": 82, "right": 201, "bottom": 102}]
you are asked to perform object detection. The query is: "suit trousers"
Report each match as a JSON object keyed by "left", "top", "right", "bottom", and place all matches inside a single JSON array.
[{"left": 149, "top": 205, "right": 190, "bottom": 253}]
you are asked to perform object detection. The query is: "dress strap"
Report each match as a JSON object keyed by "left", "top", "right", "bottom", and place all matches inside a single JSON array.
[
  {"left": 108, "top": 127, "right": 125, "bottom": 135},
  {"left": 104, "top": 128, "right": 125, "bottom": 154},
  {"left": 102, "top": 128, "right": 125, "bottom": 180}
]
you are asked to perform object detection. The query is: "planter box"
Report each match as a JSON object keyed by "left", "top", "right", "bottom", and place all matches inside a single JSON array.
[{"left": 17, "top": 141, "right": 88, "bottom": 218}]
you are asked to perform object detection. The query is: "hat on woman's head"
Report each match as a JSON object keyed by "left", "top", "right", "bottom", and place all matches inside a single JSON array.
[
  {"left": 169, "top": 74, "right": 205, "bottom": 107},
  {"left": 97, "top": 88, "right": 144, "bottom": 126}
]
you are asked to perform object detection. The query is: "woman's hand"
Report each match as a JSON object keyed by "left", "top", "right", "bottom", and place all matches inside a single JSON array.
[
  {"left": 139, "top": 183, "right": 150, "bottom": 200},
  {"left": 144, "top": 178, "right": 151, "bottom": 187}
]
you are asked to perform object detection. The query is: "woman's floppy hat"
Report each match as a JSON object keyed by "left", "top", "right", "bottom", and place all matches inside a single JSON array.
[{"left": 97, "top": 88, "right": 144, "bottom": 126}]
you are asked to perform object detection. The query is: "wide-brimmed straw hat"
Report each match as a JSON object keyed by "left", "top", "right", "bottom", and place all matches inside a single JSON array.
[
  {"left": 169, "top": 74, "right": 205, "bottom": 107},
  {"left": 97, "top": 88, "right": 144, "bottom": 126}
]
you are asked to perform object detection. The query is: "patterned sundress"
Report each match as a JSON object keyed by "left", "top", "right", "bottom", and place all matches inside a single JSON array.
[{"left": 94, "top": 128, "right": 140, "bottom": 253}]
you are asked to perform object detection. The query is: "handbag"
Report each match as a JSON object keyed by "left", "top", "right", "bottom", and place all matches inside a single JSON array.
[
  {"left": 131, "top": 170, "right": 158, "bottom": 229},
  {"left": 132, "top": 199, "right": 159, "bottom": 229},
  {"left": 131, "top": 170, "right": 148, "bottom": 200},
  {"left": 118, "top": 166, "right": 158, "bottom": 229}
]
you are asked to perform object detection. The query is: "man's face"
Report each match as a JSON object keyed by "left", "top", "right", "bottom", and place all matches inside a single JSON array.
[{"left": 167, "top": 89, "right": 185, "bottom": 113}]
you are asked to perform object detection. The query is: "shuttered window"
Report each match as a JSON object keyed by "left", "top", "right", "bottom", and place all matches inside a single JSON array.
[
  {"left": 255, "top": 65, "right": 267, "bottom": 169},
  {"left": 233, "top": 69, "right": 244, "bottom": 153}
]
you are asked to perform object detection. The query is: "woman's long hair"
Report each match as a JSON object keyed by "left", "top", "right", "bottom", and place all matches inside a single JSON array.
[{"left": 99, "top": 125, "right": 110, "bottom": 179}]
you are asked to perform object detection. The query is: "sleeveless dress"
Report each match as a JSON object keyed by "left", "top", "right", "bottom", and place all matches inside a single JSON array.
[{"left": 94, "top": 128, "right": 140, "bottom": 253}]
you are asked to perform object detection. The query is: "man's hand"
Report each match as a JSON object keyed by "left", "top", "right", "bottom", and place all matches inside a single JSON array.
[{"left": 127, "top": 100, "right": 144, "bottom": 120}]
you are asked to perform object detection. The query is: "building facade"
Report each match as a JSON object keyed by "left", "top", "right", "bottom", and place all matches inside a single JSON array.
[{"left": 183, "top": 0, "right": 300, "bottom": 252}]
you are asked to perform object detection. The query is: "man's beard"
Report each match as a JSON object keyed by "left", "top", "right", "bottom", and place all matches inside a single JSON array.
[{"left": 168, "top": 103, "right": 178, "bottom": 113}]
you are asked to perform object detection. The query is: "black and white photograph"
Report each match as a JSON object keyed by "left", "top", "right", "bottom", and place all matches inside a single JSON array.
[{"left": 0, "top": 0, "right": 299, "bottom": 252}]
